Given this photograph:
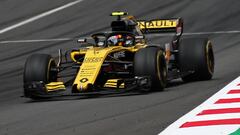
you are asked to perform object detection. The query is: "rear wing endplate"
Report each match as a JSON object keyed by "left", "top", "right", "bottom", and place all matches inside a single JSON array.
[{"left": 137, "top": 18, "right": 183, "bottom": 36}]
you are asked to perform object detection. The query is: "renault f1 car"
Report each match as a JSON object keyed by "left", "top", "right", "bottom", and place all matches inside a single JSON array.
[{"left": 23, "top": 12, "right": 214, "bottom": 99}]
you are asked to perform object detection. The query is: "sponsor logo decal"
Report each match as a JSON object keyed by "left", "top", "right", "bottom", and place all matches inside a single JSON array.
[
  {"left": 138, "top": 20, "right": 177, "bottom": 29},
  {"left": 84, "top": 57, "right": 103, "bottom": 63},
  {"left": 80, "top": 78, "right": 88, "bottom": 83},
  {"left": 113, "top": 51, "right": 125, "bottom": 59}
]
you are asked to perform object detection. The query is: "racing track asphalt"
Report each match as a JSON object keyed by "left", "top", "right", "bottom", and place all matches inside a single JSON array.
[{"left": 0, "top": 0, "right": 240, "bottom": 135}]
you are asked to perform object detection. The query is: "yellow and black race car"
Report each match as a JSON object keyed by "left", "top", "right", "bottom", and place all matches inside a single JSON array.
[{"left": 23, "top": 12, "right": 214, "bottom": 99}]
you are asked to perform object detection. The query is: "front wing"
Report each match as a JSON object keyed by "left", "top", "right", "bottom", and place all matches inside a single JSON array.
[{"left": 23, "top": 76, "right": 151, "bottom": 99}]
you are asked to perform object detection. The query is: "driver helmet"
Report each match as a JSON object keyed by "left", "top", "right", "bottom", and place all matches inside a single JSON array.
[{"left": 108, "top": 34, "right": 123, "bottom": 46}]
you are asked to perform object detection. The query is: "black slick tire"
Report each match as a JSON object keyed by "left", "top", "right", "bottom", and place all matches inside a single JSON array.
[
  {"left": 178, "top": 38, "right": 214, "bottom": 82},
  {"left": 23, "top": 54, "right": 57, "bottom": 99},
  {"left": 134, "top": 47, "right": 167, "bottom": 91}
]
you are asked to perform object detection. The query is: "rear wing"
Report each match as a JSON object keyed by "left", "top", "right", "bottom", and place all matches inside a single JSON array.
[{"left": 137, "top": 18, "right": 183, "bottom": 36}]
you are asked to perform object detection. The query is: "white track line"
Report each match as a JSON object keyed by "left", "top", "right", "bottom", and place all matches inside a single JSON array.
[
  {"left": 1, "top": 30, "right": 240, "bottom": 44},
  {"left": 148, "top": 30, "right": 240, "bottom": 37},
  {"left": 0, "top": 0, "right": 83, "bottom": 34},
  {"left": 183, "top": 30, "right": 240, "bottom": 35},
  {"left": 0, "top": 38, "right": 73, "bottom": 44}
]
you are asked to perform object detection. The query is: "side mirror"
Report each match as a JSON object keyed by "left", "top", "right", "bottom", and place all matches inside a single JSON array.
[{"left": 77, "top": 38, "right": 87, "bottom": 43}]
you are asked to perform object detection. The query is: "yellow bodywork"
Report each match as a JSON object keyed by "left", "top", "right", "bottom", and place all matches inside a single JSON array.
[
  {"left": 71, "top": 44, "right": 146, "bottom": 91},
  {"left": 104, "top": 79, "right": 125, "bottom": 89},
  {"left": 45, "top": 82, "right": 66, "bottom": 92}
]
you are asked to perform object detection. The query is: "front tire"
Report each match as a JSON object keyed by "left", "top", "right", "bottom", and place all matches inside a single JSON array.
[
  {"left": 134, "top": 47, "right": 167, "bottom": 91},
  {"left": 23, "top": 54, "right": 57, "bottom": 98}
]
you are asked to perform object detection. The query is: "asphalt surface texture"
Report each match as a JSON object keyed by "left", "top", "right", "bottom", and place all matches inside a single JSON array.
[{"left": 0, "top": 0, "right": 240, "bottom": 135}]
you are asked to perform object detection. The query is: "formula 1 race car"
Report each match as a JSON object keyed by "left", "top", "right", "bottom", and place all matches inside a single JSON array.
[{"left": 23, "top": 12, "right": 214, "bottom": 99}]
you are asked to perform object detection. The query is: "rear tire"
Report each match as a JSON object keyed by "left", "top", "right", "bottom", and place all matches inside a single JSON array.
[
  {"left": 134, "top": 47, "right": 167, "bottom": 91},
  {"left": 23, "top": 54, "right": 57, "bottom": 98},
  {"left": 178, "top": 38, "right": 214, "bottom": 82}
]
